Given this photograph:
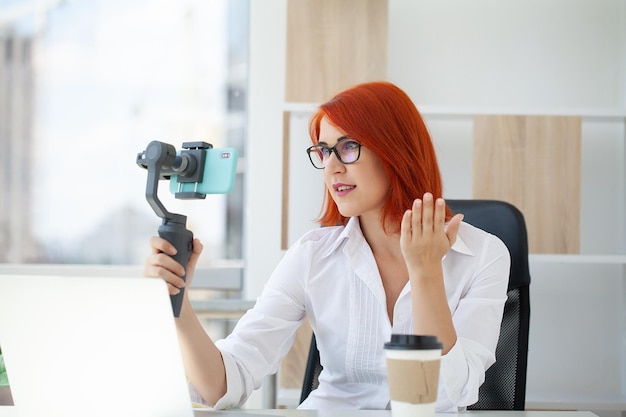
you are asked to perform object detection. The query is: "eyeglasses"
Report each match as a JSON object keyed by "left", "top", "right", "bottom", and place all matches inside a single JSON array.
[{"left": 306, "top": 137, "right": 362, "bottom": 169}]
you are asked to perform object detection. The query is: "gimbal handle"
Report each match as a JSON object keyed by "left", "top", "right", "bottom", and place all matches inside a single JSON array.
[{"left": 158, "top": 220, "right": 193, "bottom": 317}]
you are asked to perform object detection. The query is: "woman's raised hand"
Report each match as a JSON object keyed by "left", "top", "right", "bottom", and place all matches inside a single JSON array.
[{"left": 399, "top": 193, "right": 463, "bottom": 272}]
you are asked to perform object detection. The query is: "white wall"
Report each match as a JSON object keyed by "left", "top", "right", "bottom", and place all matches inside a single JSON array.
[
  {"left": 246, "top": 0, "right": 626, "bottom": 412},
  {"left": 388, "top": 0, "right": 624, "bottom": 109}
]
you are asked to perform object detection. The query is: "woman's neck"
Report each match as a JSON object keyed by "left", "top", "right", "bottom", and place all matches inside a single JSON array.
[{"left": 358, "top": 214, "right": 403, "bottom": 261}]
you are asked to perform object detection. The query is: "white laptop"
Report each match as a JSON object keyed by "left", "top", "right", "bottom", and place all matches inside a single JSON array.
[{"left": 0, "top": 275, "right": 274, "bottom": 417}]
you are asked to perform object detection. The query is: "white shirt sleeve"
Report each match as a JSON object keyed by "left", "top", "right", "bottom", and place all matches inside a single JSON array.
[
  {"left": 204, "top": 233, "right": 316, "bottom": 409},
  {"left": 438, "top": 226, "right": 511, "bottom": 410}
]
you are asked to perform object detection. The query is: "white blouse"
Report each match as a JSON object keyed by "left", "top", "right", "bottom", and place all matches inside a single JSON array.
[{"left": 202, "top": 216, "right": 510, "bottom": 411}]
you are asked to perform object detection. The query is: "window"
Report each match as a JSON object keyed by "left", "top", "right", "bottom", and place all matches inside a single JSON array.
[{"left": 0, "top": 0, "right": 248, "bottom": 267}]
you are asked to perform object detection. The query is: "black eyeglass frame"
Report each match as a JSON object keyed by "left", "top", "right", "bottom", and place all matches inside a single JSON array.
[{"left": 306, "top": 137, "right": 362, "bottom": 169}]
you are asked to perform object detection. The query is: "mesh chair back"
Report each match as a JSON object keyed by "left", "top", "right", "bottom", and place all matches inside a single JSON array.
[
  {"left": 447, "top": 200, "right": 530, "bottom": 410},
  {"left": 299, "top": 334, "right": 321, "bottom": 404}
]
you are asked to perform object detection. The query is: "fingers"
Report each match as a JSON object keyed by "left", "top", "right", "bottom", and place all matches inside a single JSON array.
[
  {"left": 144, "top": 255, "right": 185, "bottom": 295},
  {"left": 149, "top": 235, "right": 177, "bottom": 256},
  {"left": 419, "top": 194, "right": 432, "bottom": 233},
  {"left": 407, "top": 193, "right": 445, "bottom": 235},
  {"left": 145, "top": 236, "right": 205, "bottom": 294},
  {"left": 400, "top": 208, "right": 413, "bottom": 246},
  {"left": 401, "top": 194, "right": 462, "bottom": 273},
  {"left": 145, "top": 236, "right": 187, "bottom": 295},
  {"left": 412, "top": 198, "right": 423, "bottom": 235},
  {"left": 445, "top": 213, "right": 464, "bottom": 247},
  {"left": 433, "top": 197, "right": 446, "bottom": 234}
]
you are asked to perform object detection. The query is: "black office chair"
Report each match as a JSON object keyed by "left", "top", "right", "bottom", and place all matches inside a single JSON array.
[{"left": 299, "top": 199, "right": 531, "bottom": 410}]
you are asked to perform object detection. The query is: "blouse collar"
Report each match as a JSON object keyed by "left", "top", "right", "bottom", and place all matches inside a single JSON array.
[{"left": 322, "top": 217, "right": 475, "bottom": 258}]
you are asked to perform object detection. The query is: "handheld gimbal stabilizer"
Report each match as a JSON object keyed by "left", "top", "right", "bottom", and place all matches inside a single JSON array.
[{"left": 136, "top": 140, "right": 237, "bottom": 317}]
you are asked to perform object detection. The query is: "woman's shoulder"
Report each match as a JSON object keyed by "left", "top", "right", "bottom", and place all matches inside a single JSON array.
[
  {"left": 277, "top": 225, "right": 348, "bottom": 270},
  {"left": 285, "top": 222, "right": 357, "bottom": 260},
  {"left": 296, "top": 225, "right": 346, "bottom": 246},
  {"left": 456, "top": 221, "right": 509, "bottom": 256}
]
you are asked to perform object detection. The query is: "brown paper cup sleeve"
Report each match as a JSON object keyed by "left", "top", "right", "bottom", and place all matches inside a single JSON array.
[{"left": 386, "top": 358, "right": 441, "bottom": 404}]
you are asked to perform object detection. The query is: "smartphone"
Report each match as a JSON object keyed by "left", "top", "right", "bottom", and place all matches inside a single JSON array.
[{"left": 169, "top": 147, "right": 238, "bottom": 196}]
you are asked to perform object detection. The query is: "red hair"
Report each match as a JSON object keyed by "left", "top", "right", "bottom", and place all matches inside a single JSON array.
[{"left": 308, "top": 81, "right": 452, "bottom": 234}]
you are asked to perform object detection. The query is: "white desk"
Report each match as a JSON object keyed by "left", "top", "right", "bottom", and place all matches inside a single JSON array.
[
  {"left": 194, "top": 411, "right": 599, "bottom": 417},
  {"left": 0, "top": 407, "right": 599, "bottom": 417}
]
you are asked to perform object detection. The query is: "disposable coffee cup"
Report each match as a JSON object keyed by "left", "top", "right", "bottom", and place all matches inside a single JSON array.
[{"left": 384, "top": 334, "right": 443, "bottom": 417}]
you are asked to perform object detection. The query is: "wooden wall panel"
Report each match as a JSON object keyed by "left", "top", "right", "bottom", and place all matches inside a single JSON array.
[
  {"left": 281, "top": 111, "right": 291, "bottom": 251},
  {"left": 278, "top": 320, "right": 312, "bottom": 390},
  {"left": 473, "top": 115, "right": 582, "bottom": 254},
  {"left": 285, "top": 0, "right": 388, "bottom": 103}
]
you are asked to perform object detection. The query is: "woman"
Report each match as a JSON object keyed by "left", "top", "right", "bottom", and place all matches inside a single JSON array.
[{"left": 144, "top": 81, "right": 510, "bottom": 411}]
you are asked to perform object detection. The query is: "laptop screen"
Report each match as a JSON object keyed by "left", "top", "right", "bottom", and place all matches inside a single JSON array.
[{"left": 0, "top": 275, "right": 194, "bottom": 417}]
